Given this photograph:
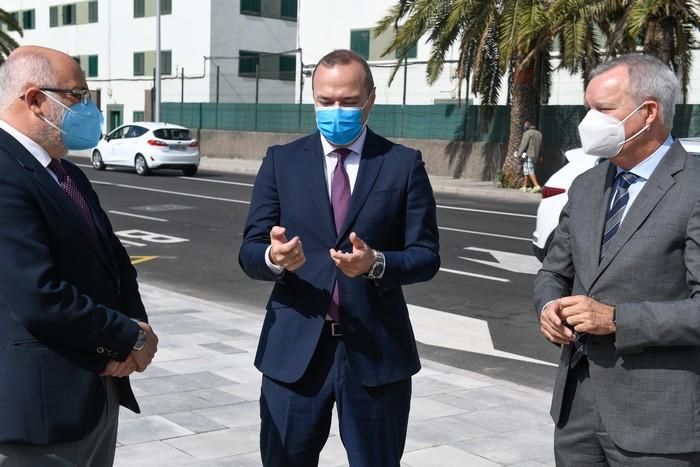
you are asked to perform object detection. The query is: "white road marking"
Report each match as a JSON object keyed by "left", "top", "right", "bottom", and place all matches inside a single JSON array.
[
  {"left": 116, "top": 229, "right": 189, "bottom": 244},
  {"left": 439, "top": 226, "right": 531, "bottom": 242},
  {"left": 436, "top": 205, "right": 536, "bottom": 218},
  {"left": 178, "top": 177, "right": 254, "bottom": 187},
  {"left": 109, "top": 210, "right": 169, "bottom": 222},
  {"left": 460, "top": 247, "right": 542, "bottom": 275},
  {"left": 119, "top": 239, "right": 146, "bottom": 247},
  {"left": 439, "top": 267, "right": 510, "bottom": 283},
  {"left": 409, "top": 304, "right": 556, "bottom": 366},
  {"left": 92, "top": 181, "right": 251, "bottom": 205}
]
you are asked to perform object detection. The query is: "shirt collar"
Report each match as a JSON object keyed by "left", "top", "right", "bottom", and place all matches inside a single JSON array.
[
  {"left": 319, "top": 126, "right": 368, "bottom": 157},
  {"left": 0, "top": 118, "right": 53, "bottom": 168},
  {"left": 617, "top": 134, "right": 674, "bottom": 181}
]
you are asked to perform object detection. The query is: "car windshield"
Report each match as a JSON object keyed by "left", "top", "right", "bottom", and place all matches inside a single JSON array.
[{"left": 153, "top": 128, "right": 192, "bottom": 141}]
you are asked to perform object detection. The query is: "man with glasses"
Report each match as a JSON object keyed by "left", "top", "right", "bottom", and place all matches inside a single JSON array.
[{"left": 0, "top": 46, "right": 157, "bottom": 466}]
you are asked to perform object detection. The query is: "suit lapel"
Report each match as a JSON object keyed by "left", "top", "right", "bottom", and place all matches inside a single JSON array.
[
  {"left": 336, "top": 129, "right": 384, "bottom": 244},
  {"left": 592, "top": 142, "right": 684, "bottom": 281},
  {"left": 302, "top": 134, "right": 336, "bottom": 240},
  {"left": 577, "top": 163, "right": 615, "bottom": 291}
]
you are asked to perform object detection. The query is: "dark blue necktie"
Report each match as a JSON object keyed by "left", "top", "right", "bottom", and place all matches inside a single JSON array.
[{"left": 571, "top": 171, "right": 640, "bottom": 368}]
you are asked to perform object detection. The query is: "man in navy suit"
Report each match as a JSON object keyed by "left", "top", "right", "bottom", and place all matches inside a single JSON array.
[
  {"left": 239, "top": 49, "right": 440, "bottom": 466},
  {"left": 0, "top": 46, "right": 158, "bottom": 466}
]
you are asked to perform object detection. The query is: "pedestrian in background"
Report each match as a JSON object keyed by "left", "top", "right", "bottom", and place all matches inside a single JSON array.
[
  {"left": 518, "top": 120, "right": 542, "bottom": 193},
  {"left": 239, "top": 49, "right": 440, "bottom": 467},
  {"left": 535, "top": 53, "right": 700, "bottom": 465},
  {"left": 0, "top": 46, "right": 158, "bottom": 466}
]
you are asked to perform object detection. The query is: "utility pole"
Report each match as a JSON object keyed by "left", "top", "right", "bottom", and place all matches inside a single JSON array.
[{"left": 155, "top": 0, "right": 161, "bottom": 122}]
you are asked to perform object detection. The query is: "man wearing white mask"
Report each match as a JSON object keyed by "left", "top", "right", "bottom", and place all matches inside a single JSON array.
[
  {"left": 239, "top": 49, "right": 440, "bottom": 466},
  {"left": 534, "top": 54, "right": 700, "bottom": 465}
]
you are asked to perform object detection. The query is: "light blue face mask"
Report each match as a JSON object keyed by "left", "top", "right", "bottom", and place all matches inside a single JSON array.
[
  {"left": 41, "top": 91, "right": 104, "bottom": 150},
  {"left": 315, "top": 96, "right": 371, "bottom": 146}
]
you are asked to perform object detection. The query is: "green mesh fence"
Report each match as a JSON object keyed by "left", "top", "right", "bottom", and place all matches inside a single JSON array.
[{"left": 161, "top": 102, "right": 700, "bottom": 142}]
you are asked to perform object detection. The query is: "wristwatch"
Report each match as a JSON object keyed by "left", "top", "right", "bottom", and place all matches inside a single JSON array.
[
  {"left": 133, "top": 329, "right": 147, "bottom": 351},
  {"left": 366, "top": 250, "right": 385, "bottom": 280}
]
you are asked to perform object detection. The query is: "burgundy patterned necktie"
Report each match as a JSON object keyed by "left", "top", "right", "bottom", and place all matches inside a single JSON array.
[
  {"left": 48, "top": 159, "right": 96, "bottom": 232},
  {"left": 328, "top": 148, "right": 352, "bottom": 322}
]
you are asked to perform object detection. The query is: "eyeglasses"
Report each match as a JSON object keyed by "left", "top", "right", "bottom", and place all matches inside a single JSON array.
[{"left": 40, "top": 87, "right": 92, "bottom": 105}]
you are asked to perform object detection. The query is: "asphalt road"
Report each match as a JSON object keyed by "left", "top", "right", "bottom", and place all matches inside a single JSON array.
[{"left": 69, "top": 157, "right": 559, "bottom": 390}]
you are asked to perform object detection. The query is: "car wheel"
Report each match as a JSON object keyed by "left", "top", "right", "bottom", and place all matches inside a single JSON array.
[
  {"left": 134, "top": 154, "right": 150, "bottom": 176},
  {"left": 92, "top": 150, "right": 105, "bottom": 170},
  {"left": 182, "top": 165, "right": 198, "bottom": 177}
]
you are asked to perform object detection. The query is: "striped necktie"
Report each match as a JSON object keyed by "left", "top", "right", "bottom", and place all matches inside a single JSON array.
[{"left": 571, "top": 171, "right": 640, "bottom": 368}]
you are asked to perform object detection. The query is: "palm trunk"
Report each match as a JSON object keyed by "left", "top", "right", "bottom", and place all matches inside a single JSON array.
[
  {"left": 643, "top": 16, "right": 675, "bottom": 65},
  {"left": 501, "top": 61, "right": 538, "bottom": 188}
]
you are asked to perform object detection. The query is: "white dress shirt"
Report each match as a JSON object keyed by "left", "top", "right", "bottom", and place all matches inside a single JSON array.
[{"left": 0, "top": 119, "right": 60, "bottom": 184}]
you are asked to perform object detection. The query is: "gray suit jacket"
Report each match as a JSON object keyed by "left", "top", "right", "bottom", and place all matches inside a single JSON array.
[{"left": 534, "top": 140, "right": 700, "bottom": 454}]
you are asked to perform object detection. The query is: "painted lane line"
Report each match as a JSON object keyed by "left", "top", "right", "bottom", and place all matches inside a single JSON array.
[
  {"left": 109, "top": 210, "right": 169, "bottom": 222},
  {"left": 439, "top": 267, "right": 510, "bottom": 283},
  {"left": 436, "top": 204, "right": 536, "bottom": 218},
  {"left": 178, "top": 177, "right": 254, "bottom": 187},
  {"left": 461, "top": 247, "right": 542, "bottom": 275},
  {"left": 408, "top": 303, "right": 556, "bottom": 367},
  {"left": 119, "top": 239, "right": 146, "bottom": 247},
  {"left": 439, "top": 226, "right": 531, "bottom": 242},
  {"left": 75, "top": 163, "right": 92, "bottom": 169},
  {"left": 92, "top": 180, "right": 251, "bottom": 204}
]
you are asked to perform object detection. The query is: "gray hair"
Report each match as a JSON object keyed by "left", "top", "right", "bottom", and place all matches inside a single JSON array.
[
  {"left": 590, "top": 54, "right": 679, "bottom": 131},
  {"left": 0, "top": 52, "right": 56, "bottom": 114}
]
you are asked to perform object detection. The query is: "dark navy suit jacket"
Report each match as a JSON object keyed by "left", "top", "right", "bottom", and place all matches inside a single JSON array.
[
  {"left": 0, "top": 128, "right": 146, "bottom": 444},
  {"left": 239, "top": 129, "right": 440, "bottom": 386}
]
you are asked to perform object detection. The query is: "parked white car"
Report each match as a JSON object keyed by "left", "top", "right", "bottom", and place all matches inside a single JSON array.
[
  {"left": 92, "top": 122, "right": 200, "bottom": 176},
  {"left": 532, "top": 138, "right": 700, "bottom": 261}
]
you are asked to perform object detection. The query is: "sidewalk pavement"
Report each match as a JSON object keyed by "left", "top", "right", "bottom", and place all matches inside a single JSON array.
[
  {"left": 115, "top": 284, "right": 555, "bottom": 466},
  {"left": 197, "top": 156, "right": 542, "bottom": 202}
]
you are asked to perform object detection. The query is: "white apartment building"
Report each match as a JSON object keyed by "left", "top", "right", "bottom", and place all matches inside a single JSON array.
[
  {"left": 297, "top": 0, "right": 700, "bottom": 106},
  {"left": 3, "top": 0, "right": 298, "bottom": 131}
]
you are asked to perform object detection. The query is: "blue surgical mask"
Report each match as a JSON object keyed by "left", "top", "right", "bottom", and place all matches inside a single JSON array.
[
  {"left": 41, "top": 91, "right": 104, "bottom": 150},
  {"left": 315, "top": 97, "right": 371, "bottom": 146}
]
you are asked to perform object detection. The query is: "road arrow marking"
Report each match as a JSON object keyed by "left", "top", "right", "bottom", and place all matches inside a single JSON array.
[
  {"left": 409, "top": 304, "right": 556, "bottom": 366},
  {"left": 460, "top": 247, "right": 542, "bottom": 275}
]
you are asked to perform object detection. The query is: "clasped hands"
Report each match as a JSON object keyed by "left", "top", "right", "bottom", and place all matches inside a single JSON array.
[
  {"left": 101, "top": 320, "right": 159, "bottom": 378},
  {"left": 540, "top": 295, "right": 616, "bottom": 345},
  {"left": 268, "top": 226, "right": 374, "bottom": 278}
]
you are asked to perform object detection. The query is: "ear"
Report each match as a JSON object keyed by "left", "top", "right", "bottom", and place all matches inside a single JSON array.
[
  {"left": 22, "top": 86, "right": 46, "bottom": 115},
  {"left": 645, "top": 100, "right": 660, "bottom": 127}
]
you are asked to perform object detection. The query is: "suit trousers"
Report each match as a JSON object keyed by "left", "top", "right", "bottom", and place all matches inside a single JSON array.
[
  {"left": 555, "top": 358, "right": 700, "bottom": 467},
  {"left": 0, "top": 377, "right": 120, "bottom": 467},
  {"left": 259, "top": 328, "right": 412, "bottom": 467}
]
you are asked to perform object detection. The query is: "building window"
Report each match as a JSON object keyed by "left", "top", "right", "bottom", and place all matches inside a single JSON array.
[
  {"left": 134, "top": 52, "right": 145, "bottom": 76},
  {"left": 134, "top": 0, "right": 145, "bottom": 17},
  {"left": 279, "top": 54, "right": 296, "bottom": 81},
  {"left": 133, "top": 111, "right": 145, "bottom": 122},
  {"left": 240, "top": 0, "right": 261, "bottom": 15},
  {"left": 350, "top": 29, "right": 370, "bottom": 60},
  {"left": 22, "top": 10, "right": 35, "bottom": 30},
  {"left": 88, "top": 55, "right": 98, "bottom": 77},
  {"left": 161, "top": 0, "right": 172, "bottom": 14},
  {"left": 62, "top": 4, "right": 76, "bottom": 25},
  {"left": 239, "top": 51, "right": 259, "bottom": 77},
  {"left": 50, "top": 6, "right": 59, "bottom": 27},
  {"left": 88, "top": 1, "right": 98, "bottom": 23},
  {"left": 280, "top": 0, "right": 296, "bottom": 20},
  {"left": 161, "top": 50, "right": 172, "bottom": 75}
]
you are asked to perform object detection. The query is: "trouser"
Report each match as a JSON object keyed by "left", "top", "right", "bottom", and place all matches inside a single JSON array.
[{"left": 0, "top": 377, "right": 120, "bottom": 467}]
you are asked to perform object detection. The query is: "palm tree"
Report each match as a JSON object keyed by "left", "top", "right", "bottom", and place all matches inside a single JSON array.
[
  {"left": 592, "top": 0, "right": 700, "bottom": 102},
  {"left": 376, "top": 0, "right": 598, "bottom": 187},
  {"left": 0, "top": 8, "right": 22, "bottom": 64}
]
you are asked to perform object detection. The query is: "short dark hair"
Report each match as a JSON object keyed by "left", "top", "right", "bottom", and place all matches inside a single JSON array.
[{"left": 312, "top": 49, "right": 375, "bottom": 97}]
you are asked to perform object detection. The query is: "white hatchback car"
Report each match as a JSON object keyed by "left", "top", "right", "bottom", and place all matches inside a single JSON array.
[
  {"left": 532, "top": 138, "right": 700, "bottom": 261},
  {"left": 92, "top": 122, "right": 200, "bottom": 176}
]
